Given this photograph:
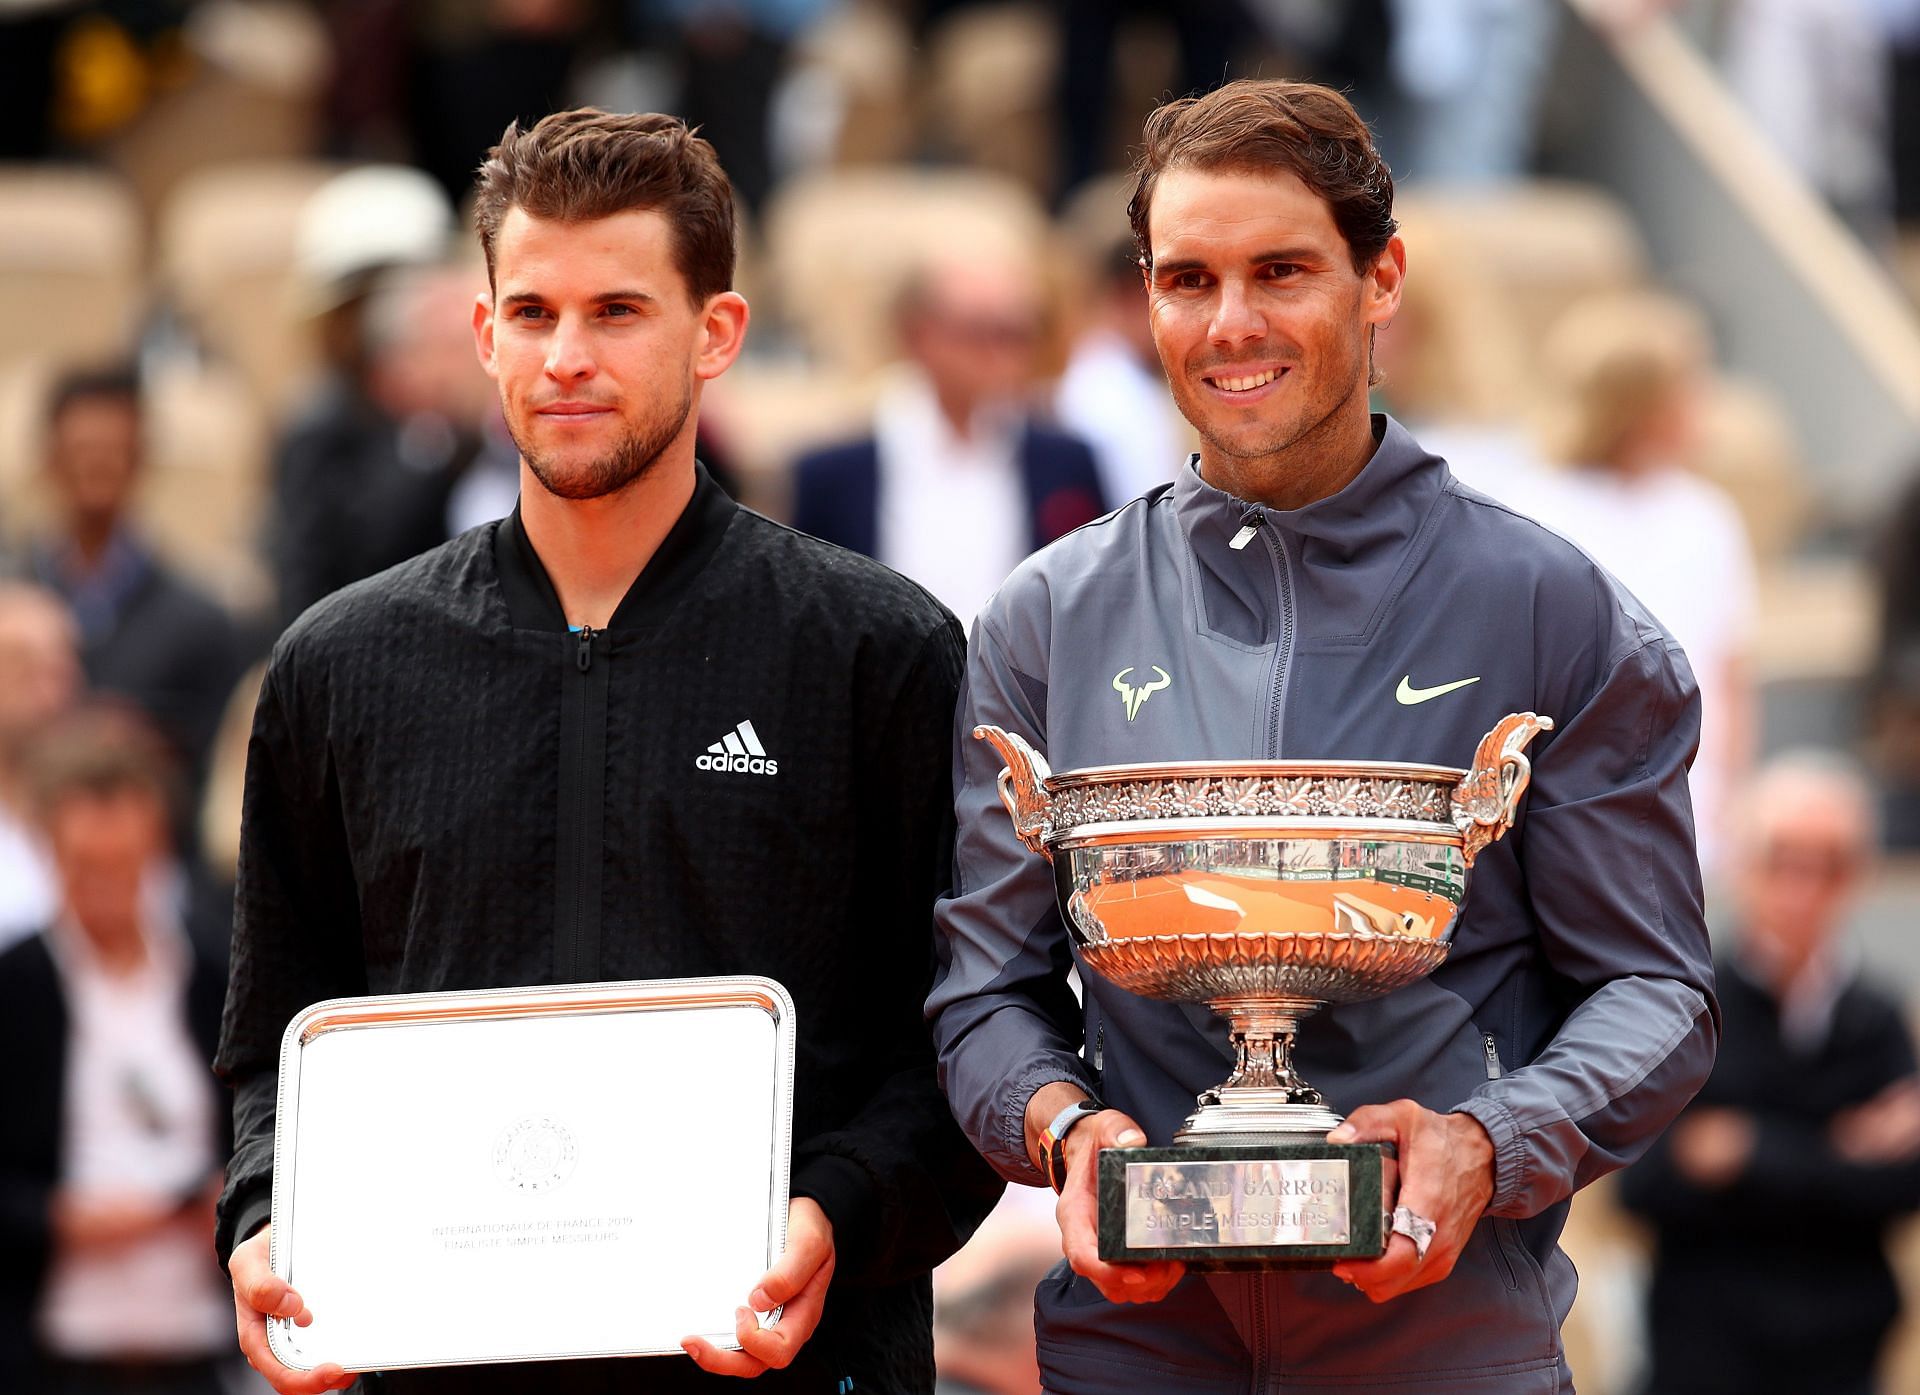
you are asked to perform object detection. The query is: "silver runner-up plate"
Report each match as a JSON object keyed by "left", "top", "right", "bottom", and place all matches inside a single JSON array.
[{"left": 266, "top": 977, "right": 796, "bottom": 1373}]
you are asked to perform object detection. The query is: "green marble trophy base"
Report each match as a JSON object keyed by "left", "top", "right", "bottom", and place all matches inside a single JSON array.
[{"left": 1096, "top": 1142, "right": 1386, "bottom": 1270}]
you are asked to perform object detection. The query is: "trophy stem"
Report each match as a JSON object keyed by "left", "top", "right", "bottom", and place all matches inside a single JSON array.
[{"left": 1174, "top": 995, "right": 1344, "bottom": 1140}]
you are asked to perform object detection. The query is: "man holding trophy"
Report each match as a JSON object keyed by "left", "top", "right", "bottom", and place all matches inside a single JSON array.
[
  {"left": 928, "top": 80, "right": 1718, "bottom": 1393},
  {"left": 216, "top": 111, "right": 999, "bottom": 1394}
]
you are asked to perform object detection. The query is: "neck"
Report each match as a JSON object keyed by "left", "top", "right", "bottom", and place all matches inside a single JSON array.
[
  {"left": 1743, "top": 924, "right": 1824, "bottom": 995},
  {"left": 67, "top": 516, "right": 118, "bottom": 568},
  {"left": 1199, "top": 391, "right": 1377, "bottom": 512},
  {"left": 931, "top": 384, "right": 982, "bottom": 442},
  {"left": 75, "top": 913, "right": 148, "bottom": 976},
  {"left": 517, "top": 449, "right": 697, "bottom": 629}
]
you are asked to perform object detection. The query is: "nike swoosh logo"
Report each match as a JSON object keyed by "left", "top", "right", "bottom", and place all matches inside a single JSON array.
[{"left": 1396, "top": 675, "right": 1481, "bottom": 705}]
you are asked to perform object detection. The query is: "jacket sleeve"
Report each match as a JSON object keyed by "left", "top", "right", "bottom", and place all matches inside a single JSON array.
[
  {"left": 926, "top": 617, "right": 1097, "bottom": 1188},
  {"left": 213, "top": 652, "right": 368, "bottom": 1265},
  {"left": 1454, "top": 632, "right": 1720, "bottom": 1218},
  {"left": 787, "top": 618, "right": 1004, "bottom": 1285}
]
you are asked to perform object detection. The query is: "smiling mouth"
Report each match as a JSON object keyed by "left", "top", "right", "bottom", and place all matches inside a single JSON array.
[{"left": 1203, "top": 367, "right": 1285, "bottom": 394}]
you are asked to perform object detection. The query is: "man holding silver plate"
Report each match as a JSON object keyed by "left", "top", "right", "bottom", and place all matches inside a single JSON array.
[
  {"left": 216, "top": 111, "right": 999, "bottom": 1394},
  {"left": 928, "top": 80, "right": 1718, "bottom": 1393}
]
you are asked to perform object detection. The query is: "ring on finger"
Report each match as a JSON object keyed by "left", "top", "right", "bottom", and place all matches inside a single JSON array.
[{"left": 1389, "top": 1205, "right": 1437, "bottom": 1263}]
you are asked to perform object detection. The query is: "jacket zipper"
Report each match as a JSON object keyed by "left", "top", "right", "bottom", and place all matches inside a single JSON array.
[
  {"left": 1479, "top": 1031, "right": 1521, "bottom": 1290},
  {"left": 1238, "top": 510, "right": 1295, "bottom": 759},
  {"left": 555, "top": 625, "right": 607, "bottom": 982},
  {"left": 1251, "top": 1273, "right": 1273, "bottom": 1393}
]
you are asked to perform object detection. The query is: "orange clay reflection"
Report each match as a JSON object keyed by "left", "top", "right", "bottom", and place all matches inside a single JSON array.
[{"left": 1080, "top": 871, "right": 1453, "bottom": 942}]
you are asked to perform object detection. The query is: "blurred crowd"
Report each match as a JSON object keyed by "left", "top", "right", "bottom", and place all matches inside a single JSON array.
[{"left": 5, "top": 1, "right": 1920, "bottom": 1393}]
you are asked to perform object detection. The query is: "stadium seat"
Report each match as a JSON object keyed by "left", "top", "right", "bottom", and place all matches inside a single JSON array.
[
  {"left": 0, "top": 165, "right": 144, "bottom": 375},
  {"left": 761, "top": 165, "right": 1050, "bottom": 377},
  {"left": 155, "top": 160, "right": 337, "bottom": 417},
  {"left": 1395, "top": 181, "right": 1648, "bottom": 358}
]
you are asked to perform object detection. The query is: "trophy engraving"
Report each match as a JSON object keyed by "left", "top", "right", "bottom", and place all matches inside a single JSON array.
[{"left": 975, "top": 713, "right": 1552, "bottom": 1267}]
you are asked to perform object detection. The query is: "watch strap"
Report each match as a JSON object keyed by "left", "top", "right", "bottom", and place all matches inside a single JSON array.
[{"left": 1041, "top": 1097, "right": 1106, "bottom": 1192}]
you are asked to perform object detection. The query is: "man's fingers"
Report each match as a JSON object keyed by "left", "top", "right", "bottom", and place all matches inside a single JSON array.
[
  {"left": 234, "top": 1312, "right": 352, "bottom": 1393},
  {"left": 744, "top": 1236, "right": 835, "bottom": 1366},
  {"left": 681, "top": 1330, "right": 768, "bottom": 1379},
  {"left": 240, "top": 1274, "right": 309, "bottom": 1324},
  {"left": 1327, "top": 1100, "right": 1416, "bottom": 1146},
  {"left": 1053, "top": 1108, "right": 1187, "bottom": 1303},
  {"left": 1333, "top": 1233, "right": 1422, "bottom": 1302},
  {"left": 748, "top": 1234, "right": 830, "bottom": 1310}
]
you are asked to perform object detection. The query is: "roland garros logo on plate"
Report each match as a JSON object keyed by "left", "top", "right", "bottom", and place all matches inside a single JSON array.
[{"left": 493, "top": 1116, "right": 578, "bottom": 1193}]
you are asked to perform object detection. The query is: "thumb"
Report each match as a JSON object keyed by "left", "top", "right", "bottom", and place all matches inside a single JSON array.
[
  {"left": 1089, "top": 1110, "right": 1149, "bottom": 1148},
  {"left": 1326, "top": 1102, "right": 1407, "bottom": 1146},
  {"left": 751, "top": 1200, "right": 833, "bottom": 1310}
]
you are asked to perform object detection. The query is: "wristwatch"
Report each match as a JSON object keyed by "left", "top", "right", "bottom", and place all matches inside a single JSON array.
[{"left": 1041, "top": 1097, "right": 1106, "bottom": 1192}]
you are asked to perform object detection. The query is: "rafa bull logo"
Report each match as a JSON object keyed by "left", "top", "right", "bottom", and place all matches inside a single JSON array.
[{"left": 1112, "top": 666, "right": 1172, "bottom": 722}]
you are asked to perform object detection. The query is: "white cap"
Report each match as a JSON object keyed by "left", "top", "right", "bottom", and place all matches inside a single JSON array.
[{"left": 295, "top": 165, "right": 455, "bottom": 309}]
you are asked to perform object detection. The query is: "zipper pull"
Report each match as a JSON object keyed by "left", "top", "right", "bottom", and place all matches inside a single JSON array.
[
  {"left": 1229, "top": 507, "right": 1265, "bottom": 550},
  {"left": 575, "top": 624, "right": 595, "bottom": 673},
  {"left": 1483, "top": 1033, "right": 1503, "bottom": 1080}
]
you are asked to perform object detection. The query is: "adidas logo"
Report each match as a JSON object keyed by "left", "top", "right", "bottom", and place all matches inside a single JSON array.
[{"left": 696, "top": 720, "right": 779, "bottom": 775}]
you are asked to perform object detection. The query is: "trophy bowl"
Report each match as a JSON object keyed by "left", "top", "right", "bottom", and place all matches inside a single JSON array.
[{"left": 976, "top": 713, "right": 1553, "bottom": 1265}]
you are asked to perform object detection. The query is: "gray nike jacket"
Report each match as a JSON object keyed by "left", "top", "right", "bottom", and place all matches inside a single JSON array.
[{"left": 927, "top": 417, "right": 1718, "bottom": 1394}]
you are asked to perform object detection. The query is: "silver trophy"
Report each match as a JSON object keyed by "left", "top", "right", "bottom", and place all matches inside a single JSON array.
[{"left": 977, "top": 712, "right": 1552, "bottom": 1267}]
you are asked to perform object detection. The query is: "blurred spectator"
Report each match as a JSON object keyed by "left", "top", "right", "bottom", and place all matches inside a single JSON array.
[
  {"left": 1721, "top": 0, "right": 1892, "bottom": 238},
  {"left": 791, "top": 255, "right": 1106, "bottom": 624},
  {"left": 406, "top": 0, "right": 591, "bottom": 204},
  {"left": 1522, "top": 291, "right": 1757, "bottom": 878},
  {"left": 1052, "top": 0, "right": 1251, "bottom": 199},
  {"left": 0, "top": 0, "right": 76, "bottom": 158},
  {"left": 1375, "top": 0, "right": 1560, "bottom": 184},
  {"left": 1053, "top": 233, "right": 1183, "bottom": 505},
  {"left": 1871, "top": 464, "right": 1920, "bottom": 848},
  {"left": 23, "top": 367, "right": 242, "bottom": 811},
  {"left": 932, "top": 1192, "right": 1056, "bottom": 1395},
  {"left": 631, "top": 0, "right": 836, "bottom": 213},
  {"left": 1620, "top": 753, "right": 1920, "bottom": 1395},
  {"left": 0, "top": 703, "right": 233, "bottom": 1395},
  {"left": 273, "top": 167, "right": 469, "bottom": 625},
  {"left": 0, "top": 584, "right": 80, "bottom": 954}
]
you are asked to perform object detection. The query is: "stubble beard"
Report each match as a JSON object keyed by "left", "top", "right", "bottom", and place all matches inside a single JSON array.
[
  {"left": 1167, "top": 350, "right": 1366, "bottom": 503},
  {"left": 513, "top": 378, "right": 694, "bottom": 502}
]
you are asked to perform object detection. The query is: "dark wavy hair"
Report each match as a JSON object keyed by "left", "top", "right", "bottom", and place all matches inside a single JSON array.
[
  {"left": 473, "top": 108, "right": 736, "bottom": 306},
  {"left": 1128, "top": 80, "right": 1397, "bottom": 274}
]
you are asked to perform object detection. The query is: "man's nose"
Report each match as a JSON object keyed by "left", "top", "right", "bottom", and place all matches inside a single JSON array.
[
  {"left": 544, "top": 315, "right": 596, "bottom": 380},
  {"left": 1209, "top": 277, "right": 1266, "bottom": 348}
]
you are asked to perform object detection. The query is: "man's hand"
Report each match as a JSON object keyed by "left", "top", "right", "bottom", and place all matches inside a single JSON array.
[
  {"left": 682, "top": 1196, "right": 835, "bottom": 1377},
  {"left": 1054, "top": 1109, "right": 1185, "bottom": 1305},
  {"left": 1669, "top": 1107, "right": 1756, "bottom": 1188},
  {"left": 51, "top": 1189, "right": 178, "bottom": 1249},
  {"left": 1832, "top": 1080, "right": 1920, "bottom": 1166},
  {"left": 1328, "top": 1101, "right": 1494, "bottom": 1303},
  {"left": 228, "top": 1226, "right": 353, "bottom": 1392}
]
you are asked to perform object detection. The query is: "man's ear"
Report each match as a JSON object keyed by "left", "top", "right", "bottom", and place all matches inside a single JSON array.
[
  {"left": 695, "top": 291, "right": 750, "bottom": 382},
  {"left": 1364, "top": 235, "right": 1407, "bottom": 329},
  {"left": 472, "top": 291, "right": 498, "bottom": 378}
]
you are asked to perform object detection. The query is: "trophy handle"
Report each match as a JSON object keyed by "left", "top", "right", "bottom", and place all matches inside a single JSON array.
[
  {"left": 973, "top": 725, "right": 1056, "bottom": 858},
  {"left": 1452, "top": 711, "right": 1555, "bottom": 867}
]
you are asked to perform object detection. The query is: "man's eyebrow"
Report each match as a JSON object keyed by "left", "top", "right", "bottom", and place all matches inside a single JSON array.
[
  {"left": 497, "top": 289, "right": 659, "bottom": 308},
  {"left": 1150, "top": 247, "right": 1324, "bottom": 276}
]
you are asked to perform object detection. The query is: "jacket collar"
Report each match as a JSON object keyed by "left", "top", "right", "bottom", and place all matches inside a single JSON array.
[
  {"left": 493, "top": 462, "right": 737, "bottom": 631},
  {"left": 1170, "top": 415, "right": 1450, "bottom": 643}
]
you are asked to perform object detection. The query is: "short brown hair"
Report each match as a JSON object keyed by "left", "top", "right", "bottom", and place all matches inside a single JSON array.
[
  {"left": 1128, "top": 80, "right": 1397, "bottom": 274},
  {"left": 24, "top": 700, "right": 181, "bottom": 827},
  {"left": 472, "top": 109, "right": 736, "bottom": 305}
]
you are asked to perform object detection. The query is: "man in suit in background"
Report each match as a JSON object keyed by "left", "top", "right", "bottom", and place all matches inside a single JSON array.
[{"left": 791, "top": 255, "right": 1107, "bottom": 623}]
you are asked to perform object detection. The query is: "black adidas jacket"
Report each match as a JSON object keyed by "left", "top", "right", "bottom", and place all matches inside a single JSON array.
[{"left": 214, "top": 467, "right": 1002, "bottom": 1394}]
